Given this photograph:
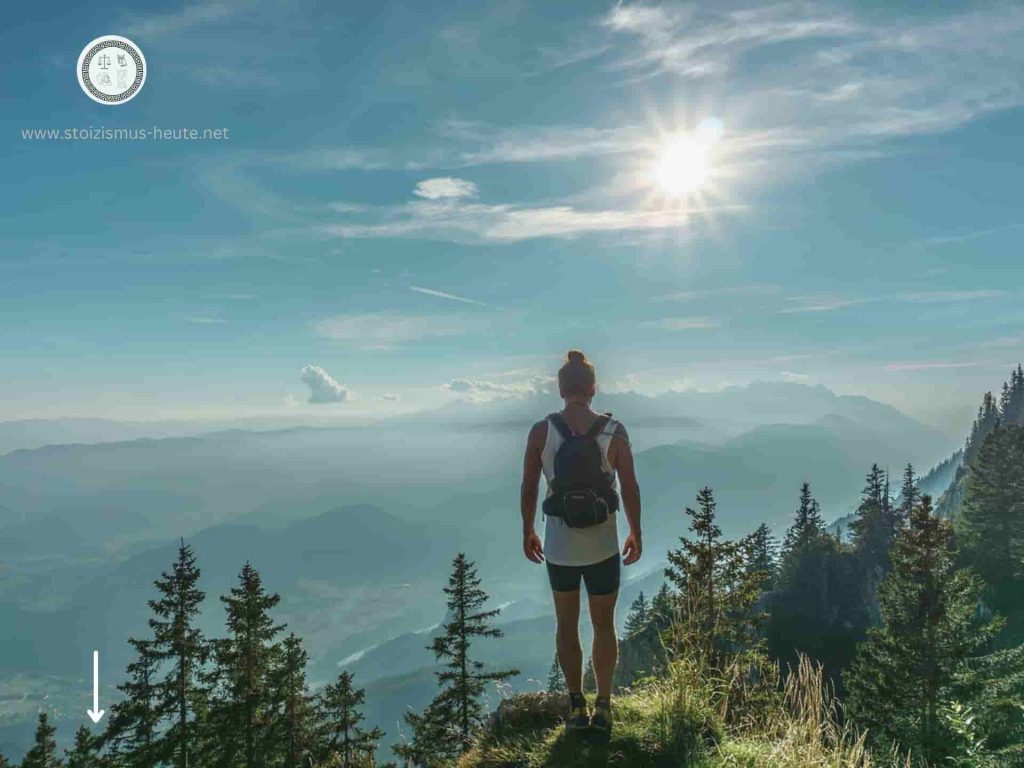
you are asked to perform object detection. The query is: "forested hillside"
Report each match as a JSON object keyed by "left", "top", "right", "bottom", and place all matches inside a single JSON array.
[{"left": 5, "top": 368, "right": 1024, "bottom": 767}]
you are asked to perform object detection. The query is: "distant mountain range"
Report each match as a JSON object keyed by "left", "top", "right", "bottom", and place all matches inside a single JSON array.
[{"left": 0, "top": 381, "right": 964, "bottom": 758}]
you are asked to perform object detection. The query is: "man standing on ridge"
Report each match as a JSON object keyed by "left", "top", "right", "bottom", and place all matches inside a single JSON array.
[{"left": 520, "top": 350, "right": 643, "bottom": 736}]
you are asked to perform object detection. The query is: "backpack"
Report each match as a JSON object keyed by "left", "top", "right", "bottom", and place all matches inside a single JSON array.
[{"left": 541, "top": 412, "right": 620, "bottom": 529}]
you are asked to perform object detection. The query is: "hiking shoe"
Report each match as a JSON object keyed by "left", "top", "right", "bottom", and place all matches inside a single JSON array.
[
  {"left": 590, "top": 697, "right": 612, "bottom": 733},
  {"left": 566, "top": 693, "right": 589, "bottom": 731}
]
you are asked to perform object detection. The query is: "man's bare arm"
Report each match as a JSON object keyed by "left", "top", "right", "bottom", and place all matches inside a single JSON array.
[
  {"left": 612, "top": 427, "right": 643, "bottom": 564},
  {"left": 520, "top": 421, "right": 546, "bottom": 563}
]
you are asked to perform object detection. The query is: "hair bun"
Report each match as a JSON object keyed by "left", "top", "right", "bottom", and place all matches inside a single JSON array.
[{"left": 566, "top": 349, "right": 587, "bottom": 364}]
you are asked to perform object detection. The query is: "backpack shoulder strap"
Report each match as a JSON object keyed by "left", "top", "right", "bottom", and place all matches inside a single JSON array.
[
  {"left": 584, "top": 413, "right": 612, "bottom": 440},
  {"left": 547, "top": 413, "right": 575, "bottom": 440}
]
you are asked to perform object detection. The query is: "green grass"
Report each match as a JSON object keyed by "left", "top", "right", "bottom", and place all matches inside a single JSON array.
[{"left": 461, "top": 656, "right": 910, "bottom": 768}]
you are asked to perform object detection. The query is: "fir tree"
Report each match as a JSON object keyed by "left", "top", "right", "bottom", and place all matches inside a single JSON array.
[
  {"left": 393, "top": 702, "right": 449, "bottom": 768},
  {"left": 781, "top": 482, "right": 825, "bottom": 557},
  {"left": 65, "top": 726, "right": 100, "bottom": 768},
  {"left": 849, "top": 464, "right": 897, "bottom": 577},
  {"left": 317, "top": 671, "right": 381, "bottom": 768},
  {"left": 897, "top": 463, "right": 919, "bottom": 531},
  {"left": 103, "top": 638, "right": 160, "bottom": 768},
  {"left": 746, "top": 523, "right": 778, "bottom": 586},
  {"left": 769, "top": 483, "right": 859, "bottom": 676},
  {"left": 650, "top": 582, "right": 674, "bottom": 626},
  {"left": 21, "top": 713, "right": 62, "bottom": 768},
  {"left": 149, "top": 540, "right": 207, "bottom": 768},
  {"left": 545, "top": 655, "right": 565, "bottom": 694},
  {"left": 846, "top": 496, "right": 1002, "bottom": 763},
  {"left": 957, "top": 423, "right": 1024, "bottom": 615},
  {"left": 270, "top": 634, "right": 315, "bottom": 768},
  {"left": 624, "top": 591, "right": 650, "bottom": 637},
  {"left": 965, "top": 392, "right": 1001, "bottom": 466},
  {"left": 209, "top": 562, "right": 284, "bottom": 768},
  {"left": 665, "top": 487, "right": 768, "bottom": 666},
  {"left": 396, "top": 554, "right": 517, "bottom": 763}
]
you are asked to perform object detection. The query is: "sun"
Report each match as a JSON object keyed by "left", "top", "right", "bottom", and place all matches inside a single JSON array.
[
  {"left": 650, "top": 118, "right": 724, "bottom": 200},
  {"left": 653, "top": 138, "right": 710, "bottom": 198}
]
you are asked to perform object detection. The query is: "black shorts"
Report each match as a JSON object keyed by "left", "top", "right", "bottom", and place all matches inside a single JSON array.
[{"left": 546, "top": 554, "right": 620, "bottom": 596}]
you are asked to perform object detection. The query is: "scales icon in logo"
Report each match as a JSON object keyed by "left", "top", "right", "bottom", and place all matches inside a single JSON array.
[{"left": 77, "top": 35, "right": 147, "bottom": 105}]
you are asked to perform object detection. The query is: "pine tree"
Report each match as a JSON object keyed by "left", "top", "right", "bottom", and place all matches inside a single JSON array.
[
  {"left": 0, "top": 751, "right": 9, "bottom": 768},
  {"left": 849, "top": 464, "right": 897, "bottom": 576},
  {"left": 209, "top": 563, "right": 284, "bottom": 768},
  {"left": 393, "top": 702, "right": 449, "bottom": 768},
  {"left": 965, "top": 392, "right": 1001, "bottom": 466},
  {"left": 897, "top": 463, "right": 919, "bottom": 531},
  {"left": 545, "top": 655, "right": 565, "bottom": 694},
  {"left": 846, "top": 496, "right": 1002, "bottom": 763},
  {"left": 624, "top": 592, "right": 650, "bottom": 637},
  {"left": 317, "top": 671, "right": 381, "bottom": 768},
  {"left": 650, "top": 582, "right": 674, "bottom": 626},
  {"left": 665, "top": 487, "right": 768, "bottom": 667},
  {"left": 22, "top": 713, "right": 62, "bottom": 768},
  {"left": 103, "top": 638, "right": 160, "bottom": 768},
  {"left": 149, "top": 540, "right": 207, "bottom": 768},
  {"left": 781, "top": 482, "right": 825, "bottom": 557},
  {"left": 746, "top": 523, "right": 778, "bottom": 587},
  {"left": 957, "top": 423, "right": 1024, "bottom": 615},
  {"left": 396, "top": 554, "right": 518, "bottom": 763},
  {"left": 270, "top": 634, "right": 315, "bottom": 768},
  {"left": 769, "top": 483, "right": 860, "bottom": 676},
  {"left": 65, "top": 726, "right": 101, "bottom": 768}
]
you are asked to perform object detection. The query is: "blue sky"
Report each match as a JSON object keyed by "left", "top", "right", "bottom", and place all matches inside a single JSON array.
[{"left": 2, "top": 0, "right": 1022, "bottom": 433}]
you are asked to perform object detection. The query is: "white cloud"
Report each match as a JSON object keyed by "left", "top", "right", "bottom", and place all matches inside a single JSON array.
[
  {"left": 782, "top": 371, "right": 812, "bottom": 383},
  {"left": 314, "top": 312, "right": 464, "bottom": 349},
  {"left": 185, "top": 314, "right": 224, "bottom": 325},
  {"left": 884, "top": 360, "right": 988, "bottom": 372},
  {"left": 640, "top": 316, "right": 719, "bottom": 331},
  {"left": 325, "top": 197, "right": 738, "bottom": 244},
  {"left": 780, "top": 289, "right": 1002, "bottom": 314},
  {"left": 410, "top": 286, "right": 488, "bottom": 306},
  {"left": 300, "top": 365, "right": 349, "bottom": 404},
  {"left": 413, "top": 177, "right": 478, "bottom": 200},
  {"left": 898, "top": 290, "right": 1003, "bottom": 303},
  {"left": 124, "top": 0, "right": 240, "bottom": 37},
  {"left": 444, "top": 376, "right": 555, "bottom": 399},
  {"left": 600, "top": 2, "right": 1024, "bottom": 149}
]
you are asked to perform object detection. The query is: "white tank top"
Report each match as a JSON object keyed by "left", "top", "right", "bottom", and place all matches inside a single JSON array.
[{"left": 541, "top": 414, "right": 622, "bottom": 567}]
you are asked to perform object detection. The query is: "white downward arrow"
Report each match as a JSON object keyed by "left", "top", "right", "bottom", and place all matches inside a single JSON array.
[{"left": 87, "top": 650, "right": 105, "bottom": 724}]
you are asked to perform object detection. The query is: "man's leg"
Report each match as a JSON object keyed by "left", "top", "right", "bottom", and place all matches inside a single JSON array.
[
  {"left": 588, "top": 591, "right": 618, "bottom": 699},
  {"left": 552, "top": 589, "right": 583, "bottom": 693}
]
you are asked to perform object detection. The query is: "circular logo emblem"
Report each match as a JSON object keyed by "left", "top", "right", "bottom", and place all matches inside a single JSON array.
[{"left": 77, "top": 35, "right": 147, "bottom": 105}]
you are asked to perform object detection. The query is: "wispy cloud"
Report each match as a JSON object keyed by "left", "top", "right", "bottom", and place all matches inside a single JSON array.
[
  {"left": 185, "top": 314, "right": 224, "bottom": 325},
  {"left": 123, "top": 0, "right": 241, "bottom": 37},
  {"left": 314, "top": 312, "right": 465, "bottom": 349},
  {"left": 413, "top": 177, "right": 478, "bottom": 200},
  {"left": 600, "top": 2, "right": 1024, "bottom": 149},
  {"left": 324, "top": 194, "right": 736, "bottom": 244},
  {"left": 981, "top": 335, "right": 1024, "bottom": 349},
  {"left": 640, "top": 316, "right": 719, "bottom": 331},
  {"left": 913, "top": 223, "right": 1024, "bottom": 247},
  {"left": 780, "top": 289, "right": 1003, "bottom": 314},
  {"left": 410, "top": 286, "right": 488, "bottom": 306},
  {"left": 779, "top": 296, "right": 873, "bottom": 314},
  {"left": 653, "top": 284, "right": 779, "bottom": 302},
  {"left": 884, "top": 360, "right": 989, "bottom": 372}
]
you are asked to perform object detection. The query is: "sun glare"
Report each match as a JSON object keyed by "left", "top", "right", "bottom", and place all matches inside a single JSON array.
[
  {"left": 653, "top": 138, "right": 710, "bottom": 198},
  {"left": 650, "top": 118, "right": 724, "bottom": 201}
]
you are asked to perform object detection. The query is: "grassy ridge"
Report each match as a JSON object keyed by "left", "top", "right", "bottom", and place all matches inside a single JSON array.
[{"left": 460, "top": 657, "right": 907, "bottom": 768}]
